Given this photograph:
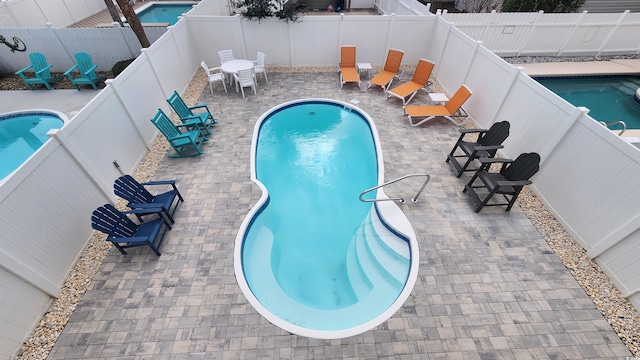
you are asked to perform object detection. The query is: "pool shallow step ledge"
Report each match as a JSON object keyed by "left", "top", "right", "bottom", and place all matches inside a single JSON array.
[{"left": 346, "top": 209, "right": 410, "bottom": 300}]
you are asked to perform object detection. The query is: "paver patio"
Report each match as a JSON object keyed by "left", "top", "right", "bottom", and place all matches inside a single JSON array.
[{"left": 47, "top": 70, "right": 633, "bottom": 359}]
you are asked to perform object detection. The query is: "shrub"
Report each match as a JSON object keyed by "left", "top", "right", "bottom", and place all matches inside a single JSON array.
[{"left": 112, "top": 58, "right": 135, "bottom": 77}]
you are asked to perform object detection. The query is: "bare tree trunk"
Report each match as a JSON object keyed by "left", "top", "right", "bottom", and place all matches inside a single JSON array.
[
  {"left": 104, "top": 0, "right": 124, "bottom": 26},
  {"left": 114, "top": 0, "right": 150, "bottom": 49}
]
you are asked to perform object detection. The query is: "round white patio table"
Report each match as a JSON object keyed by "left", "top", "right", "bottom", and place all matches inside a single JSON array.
[{"left": 221, "top": 59, "right": 255, "bottom": 92}]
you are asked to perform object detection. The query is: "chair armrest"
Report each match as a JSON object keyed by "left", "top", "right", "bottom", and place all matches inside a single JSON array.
[
  {"left": 63, "top": 64, "right": 79, "bottom": 76},
  {"left": 473, "top": 144, "right": 504, "bottom": 151},
  {"left": 142, "top": 180, "right": 176, "bottom": 186},
  {"left": 35, "top": 65, "right": 53, "bottom": 75},
  {"left": 478, "top": 157, "right": 513, "bottom": 165},
  {"left": 459, "top": 128, "right": 487, "bottom": 134},
  {"left": 15, "top": 64, "right": 34, "bottom": 74},
  {"left": 496, "top": 179, "right": 532, "bottom": 187},
  {"left": 108, "top": 236, "right": 150, "bottom": 244},
  {"left": 128, "top": 203, "right": 167, "bottom": 210},
  {"left": 83, "top": 64, "right": 98, "bottom": 76},
  {"left": 189, "top": 103, "right": 211, "bottom": 112}
]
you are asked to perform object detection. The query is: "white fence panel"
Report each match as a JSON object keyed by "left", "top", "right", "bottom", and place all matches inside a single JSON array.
[
  {"left": 0, "top": 26, "right": 168, "bottom": 73},
  {"left": 188, "top": 16, "right": 244, "bottom": 66},
  {"left": 381, "top": 15, "right": 434, "bottom": 64},
  {"left": 291, "top": 17, "right": 341, "bottom": 67},
  {"left": 0, "top": 267, "right": 51, "bottom": 360},
  {"left": 146, "top": 26, "right": 193, "bottom": 98},
  {"left": 0, "top": 0, "right": 106, "bottom": 28},
  {"left": 241, "top": 17, "right": 292, "bottom": 65},
  {"left": 442, "top": 10, "right": 640, "bottom": 56},
  {"left": 459, "top": 47, "right": 517, "bottom": 129},
  {"left": 596, "top": 228, "right": 640, "bottom": 312},
  {"left": 434, "top": 25, "right": 476, "bottom": 92}
]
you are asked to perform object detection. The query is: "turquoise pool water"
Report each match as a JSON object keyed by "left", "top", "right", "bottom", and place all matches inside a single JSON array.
[
  {"left": 235, "top": 99, "right": 417, "bottom": 338},
  {"left": 0, "top": 111, "right": 64, "bottom": 180},
  {"left": 536, "top": 76, "right": 640, "bottom": 130},
  {"left": 136, "top": 3, "right": 195, "bottom": 25}
]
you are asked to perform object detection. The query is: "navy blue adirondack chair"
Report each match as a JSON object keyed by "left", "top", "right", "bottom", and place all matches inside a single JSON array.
[
  {"left": 114, "top": 175, "right": 184, "bottom": 224},
  {"left": 15, "top": 52, "right": 64, "bottom": 90},
  {"left": 91, "top": 203, "right": 170, "bottom": 256},
  {"left": 151, "top": 109, "right": 207, "bottom": 158},
  {"left": 167, "top": 90, "right": 217, "bottom": 135}
]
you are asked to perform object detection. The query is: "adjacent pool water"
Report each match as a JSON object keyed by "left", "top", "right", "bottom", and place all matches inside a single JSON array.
[
  {"left": 234, "top": 99, "right": 419, "bottom": 339},
  {"left": 0, "top": 110, "right": 65, "bottom": 180},
  {"left": 135, "top": 2, "right": 196, "bottom": 25},
  {"left": 536, "top": 76, "right": 640, "bottom": 129}
]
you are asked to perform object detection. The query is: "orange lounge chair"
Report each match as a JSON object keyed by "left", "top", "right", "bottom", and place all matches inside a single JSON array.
[
  {"left": 368, "top": 49, "right": 404, "bottom": 92},
  {"left": 339, "top": 45, "right": 360, "bottom": 89},
  {"left": 387, "top": 59, "right": 435, "bottom": 105},
  {"left": 403, "top": 85, "right": 472, "bottom": 127}
]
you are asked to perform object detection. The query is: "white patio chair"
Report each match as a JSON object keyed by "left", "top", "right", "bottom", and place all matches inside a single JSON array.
[
  {"left": 218, "top": 49, "right": 234, "bottom": 64},
  {"left": 253, "top": 51, "right": 268, "bottom": 83},
  {"left": 200, "top": 61, "right": 227, "bottom": 93},
  {"left": 233, "top": 68, "right": 257, "bottom": 98}
]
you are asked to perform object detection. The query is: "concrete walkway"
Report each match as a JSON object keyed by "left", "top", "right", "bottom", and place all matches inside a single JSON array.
[{"left": 44, "top": 70, "right": 633, "bottom": 359}]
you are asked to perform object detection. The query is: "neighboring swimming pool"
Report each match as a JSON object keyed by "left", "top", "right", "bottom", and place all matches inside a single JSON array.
[
  {"left": 535, "top": 76, "right": 640, "bottom": 129},
  {"left": 0, "top": 110, "right": 65, "bottom": 180},
  {"left": 135, "top": 2, "right": 196, "bottom": 25},
  {"left": 234, "top": 99, "right": 419, "bottom": 339}
]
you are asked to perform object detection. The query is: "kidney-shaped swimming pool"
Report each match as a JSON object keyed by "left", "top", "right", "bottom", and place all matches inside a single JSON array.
[{"left": 234, "top": 99, "right": 419, "bottom": 339}]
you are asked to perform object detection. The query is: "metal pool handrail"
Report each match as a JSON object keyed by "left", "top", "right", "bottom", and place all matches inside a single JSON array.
[
  {"left": 359, "top": 173, "right": 431, "bottom": 204},
  {"left": 599, "top": 120, "right": 627, "bottom": 136}
]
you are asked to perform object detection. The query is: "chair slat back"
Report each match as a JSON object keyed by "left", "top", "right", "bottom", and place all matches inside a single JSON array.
[
  {"left": 151, "top": 109, "right": 181, "bottom": 139},
  {"left": 218, "top": 49, "right": 234, "bottom": 63},
  {"left": 256, "top": 51, "right": 266, "bottom": 66},
  {"left": 383, "top": 49, "right": 404, "bottom": 73},
  {"left": 502, "top": 153, "right": 541, "bottom": 181},
  {"left": 340, "top": 46, "right": 356, "bottom": 68},
  {"left": 167, "top": 91, "right": 193, "bottom": 118},
  {"left": 237, "top": 68, "right": 254, "bottom": 86},
  {"left": 75, "top": 52, "right": 98, "bottom": 78},
  {"left": 91, "top": 204, "right": 137, "bottom": 238},
  {"left": 445, "top": 85, "right": 472, "bottom": 115},
  {"left": 30, "top": 52, "right": 52, "bottom": 79},
  {"left": 114, "top": 175, "right": 154, "bottom": 205},
  {"left": 478, "top": 120, "right": 510, "bottom": 147},
  {"left": 411, "top": 59, "right": 434, "bottom": 87}
]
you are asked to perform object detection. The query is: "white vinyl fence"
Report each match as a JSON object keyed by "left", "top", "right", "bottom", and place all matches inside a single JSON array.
[
  {"left": 1, "top": 3, "right": 640, "bottom": 359},
  {"left": 442, "top": 9, "right": 640, "bottom": 56},
  {"left": 0, "top": 24, "right": 168, "bottom": 73},
  {"left": 0, "top": 0, "right": 107, "bottom": 28}
]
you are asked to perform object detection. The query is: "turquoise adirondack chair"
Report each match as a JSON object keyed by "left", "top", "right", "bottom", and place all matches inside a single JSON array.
[
  {"left": 151, "top": 109, "right": 208, "bottom": 158},
  {"left": 15, "top": 52, "right": 64, "bottom": 90},
  {"left": 167, "top": 90, "right": 217, "bottom": 135},
  {"left": 64, "top": 52, "right": 107, "bottom": 91}
]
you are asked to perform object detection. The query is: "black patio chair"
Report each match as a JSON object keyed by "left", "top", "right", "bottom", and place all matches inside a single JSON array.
[
  {"left": 446, "top": 120, "right": 510, "bottom": 177},
  {"left": 463, "top": 152, "right": 540, "bottom": 213}
]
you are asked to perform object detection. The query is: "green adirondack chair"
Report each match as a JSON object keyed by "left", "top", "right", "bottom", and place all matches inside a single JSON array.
[
  {"left": 151, "top": 109, "right": 208, "bottom": 158},
  {"left": 15, "top": 52, "right": 64, "bottom": 90},
  {"left": 63, "top": 52, "right": 107, "bottom": 90}
]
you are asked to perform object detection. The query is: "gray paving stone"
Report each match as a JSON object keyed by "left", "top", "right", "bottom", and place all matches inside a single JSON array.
[{"left": 47, "top": 71, "right": 634, "bottom": 359}]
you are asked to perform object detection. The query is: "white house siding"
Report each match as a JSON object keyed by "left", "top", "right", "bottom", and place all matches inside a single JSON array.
[{"left": 581, "top": 0, "right": 640, "bottom": 13}]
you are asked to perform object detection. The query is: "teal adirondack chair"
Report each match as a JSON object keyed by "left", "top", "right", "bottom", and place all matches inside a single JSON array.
[
  {"left": 64, "top": 52, "right": 107, "bottom": 91},
  {"left": 167, "top": 90, "right": 217, "bottom": 135},
  {"left": 15, "top": 52, "right": 64, "bottom": 90},
  {"left": 151, "top": 109, "right": 208, "bottom": 158}
]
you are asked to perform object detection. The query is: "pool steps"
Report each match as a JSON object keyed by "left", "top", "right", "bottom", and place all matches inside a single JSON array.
[
  {"left": 247, "top": 221, "right": 409, "bottom": 330},
  {"left": 346, "top": 208, "right": 410, "bottom": 300}
]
